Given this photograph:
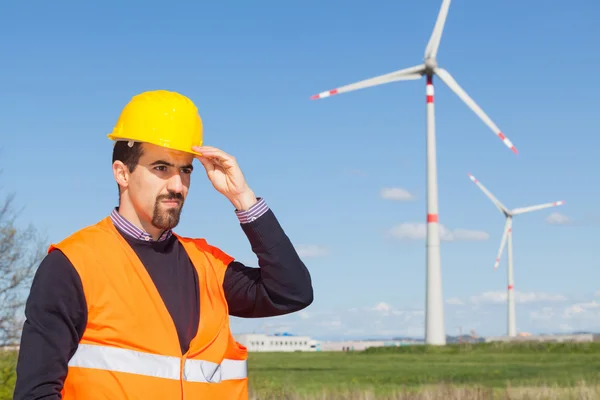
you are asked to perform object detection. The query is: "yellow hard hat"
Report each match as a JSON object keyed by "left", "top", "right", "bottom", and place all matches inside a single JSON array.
[{"left": 107, "top": 90, "right": 203, "bottom": 155}]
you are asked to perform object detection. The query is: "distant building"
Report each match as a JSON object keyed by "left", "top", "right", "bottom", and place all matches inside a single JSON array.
[
  {"left": 234, "top": 333, "right": 318, "bottom": 352},
  {"left": 318, "top": 339, "right": 419, "bottom": 352},
  {"left": 484, "top": 333, "right": 595, "bottom": 343},
  {"left": 318, "top": 340, "right": 383, "bottom": 352},
  {"left": 233, "top": 333, "right": 426, "bottom": 352}
]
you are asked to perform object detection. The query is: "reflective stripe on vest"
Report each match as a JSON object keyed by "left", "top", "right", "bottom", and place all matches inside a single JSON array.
[{"left": 69, "top": 344, "right": 247, "bottom": 383}]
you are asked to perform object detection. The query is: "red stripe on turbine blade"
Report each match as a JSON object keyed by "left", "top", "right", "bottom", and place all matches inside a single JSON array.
[
  {"left": 497, "top": 132, "right": 518, "bottom": 154},
  {"left": 508, "top": 285, "right": 514, "bottom": 290},
  {"left": 427, "top": 95, "right": 434, "bottom": 103},
  {"left": 427, "top": 214, "right": 438, "bottom": 223},
  {"left": 310, "top": 89, "right": 338, "bottom": 100}
]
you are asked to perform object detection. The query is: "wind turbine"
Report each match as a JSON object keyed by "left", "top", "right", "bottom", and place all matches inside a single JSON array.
[
  {"left": 309, "top": 0, "right": 518, "bottom": 345},
  {"left": 467, "top": 173, "right": 565, "bottom": 337}
]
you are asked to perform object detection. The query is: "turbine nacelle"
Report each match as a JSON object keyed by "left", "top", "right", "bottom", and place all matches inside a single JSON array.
[{"left": 424, "top": 58, "right": 438, "bottom": 74}]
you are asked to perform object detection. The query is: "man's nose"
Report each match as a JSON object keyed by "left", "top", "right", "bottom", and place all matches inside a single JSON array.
[{"left": 167, "top": 173, "right": 184, "bottom": 193}]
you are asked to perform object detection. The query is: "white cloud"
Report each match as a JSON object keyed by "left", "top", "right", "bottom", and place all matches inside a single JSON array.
[
  {"left": 380, "top": 187, "right": 415, "bottom": 201},
  {"left": 528, "top": 300, "right": 600, "bottom": 333},
  {"left": 516, "top": 292, "right": 569, "bottom": 304},
  {"left": 470, "top": 290, "right": 568, "bottom": 305},
  {"left": 273, "top": 325, "right": 294, "bottom": 333},
  {"left": 546, "top": 212, "right": 571, "bottom": 225},
  {"left": 364, "top": 302, "right": 423, "bottom": 319},
  {"left": 372, "top": 302, "right": 392, "bottom": 312},
  {"left": 388, "top": 223, "right": 489, "bottom": 242},
  {"left": 530, "top": 307, "right": 556, "bottom": 321},
  {"left": 388, "top": 223, "right": 426, "bottom": 240},
  {"left": 230, "top": 289, "right": 600, "bottom": 340},
  {"left": 448, "top": 228, "right": 490, "bottom": 241},
  {"left": 295, "top": 244, "right": 330, "bottom": 258},
  {"left": 470, "top": 291, "right": 506, "bottom": 304},
  {"left": 298, "top": 311, "right": 310, "bottom": 320},
  {"left": 563, "top": 304, "right": 585, "bottom": 316},
  {"left": 320, "top": 319, "right": 342, "bottom": 328},
  {"left": 563, "top": 301, "right": 600, "bottom": 317}
]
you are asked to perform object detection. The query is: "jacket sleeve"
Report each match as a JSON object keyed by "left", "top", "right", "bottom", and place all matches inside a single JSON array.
[
  {"left": 223, "top": 208, "right": 314, "bottom": 318},
  {"left": 12, "top": 249, "right": 87, "bottom": 400}
]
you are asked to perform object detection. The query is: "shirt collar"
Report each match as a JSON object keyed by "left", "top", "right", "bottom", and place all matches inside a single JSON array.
[{"left": 110, "top": 208, "right": 172, "bottom": 242}]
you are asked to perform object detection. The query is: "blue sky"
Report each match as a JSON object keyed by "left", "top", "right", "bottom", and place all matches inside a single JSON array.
[{"left": 1, "top": 0, "right": 599, "bottom": 341}]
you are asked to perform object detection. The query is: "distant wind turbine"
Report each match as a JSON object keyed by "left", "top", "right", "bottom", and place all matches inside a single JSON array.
[
  {"left": 468, "top": 173, "right": 565, "bottom": 337},
  {"left": 309, "top": 0, "right": 518, "bottom": 345}
]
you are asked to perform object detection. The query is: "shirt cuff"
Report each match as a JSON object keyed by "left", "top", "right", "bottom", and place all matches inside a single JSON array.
[{"left": 235, "top": 197, "right": 269, "bottom": 224}]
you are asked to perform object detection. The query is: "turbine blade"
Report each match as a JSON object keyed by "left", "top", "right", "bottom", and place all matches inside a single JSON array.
[
  {"left": 434, "top": 67, "right": 518, "bottom": 154},
  {"left": 424, "top": 0, "right": 452, "bottom": 59},
  {"left": 494, "top": 218, "right": 512, "bottom": 270},
  {"left": 310, "top": 64, "right": 425, "bottom": 100},
  {"left": 511, "top": 200, "right": 565, "bottom": 215},
  {"left": 468, "top": 173, "right": 509, "bottom": 215}
]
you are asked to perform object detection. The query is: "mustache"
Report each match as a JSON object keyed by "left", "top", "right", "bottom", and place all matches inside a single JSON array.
[{"left": 156, "top": 192, "right": 184, "bottom": 202}]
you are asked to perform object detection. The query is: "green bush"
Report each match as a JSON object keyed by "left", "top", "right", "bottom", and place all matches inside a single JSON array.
[
  {"left": 0, "top": 351, "right": 16, "bottom": 400},
  {"left": 361, "top": 341, "right": 600, "bottom": 355}
]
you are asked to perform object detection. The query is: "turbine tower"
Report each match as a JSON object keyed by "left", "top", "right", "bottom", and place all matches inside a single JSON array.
[
  {"left": 309, "top": 0, "right": 518, "bottom": 345},
  {"left": 467, "top": 173, "right": 565, "bottom": 337}
]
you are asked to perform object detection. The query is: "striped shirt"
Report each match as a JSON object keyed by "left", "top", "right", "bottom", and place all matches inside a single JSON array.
[{"left": 110, "top": 197, "right": 269, "bottom": 242}]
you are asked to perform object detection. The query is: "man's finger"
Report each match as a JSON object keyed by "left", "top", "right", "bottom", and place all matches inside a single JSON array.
[
  {"left": 193, "top": 145, "right": 221, "bottom": 152},
  {"left": 193, "top": 146, "right": 233, "bottom": 161},
  {"left": 196, "top": 156, "right": 215, "bottom": 172},
  {"left": 202, "top": 155, "right": 235, "bottom": 170}
]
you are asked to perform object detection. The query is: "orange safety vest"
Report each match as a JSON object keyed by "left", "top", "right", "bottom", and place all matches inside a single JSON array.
[{"left": 48, "top": 216, "right": 249, "bottom": 399}]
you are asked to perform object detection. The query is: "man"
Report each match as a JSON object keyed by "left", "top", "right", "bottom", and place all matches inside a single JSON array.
[{"left": 13, "top": 90, "right": 314, "bottom": 399}]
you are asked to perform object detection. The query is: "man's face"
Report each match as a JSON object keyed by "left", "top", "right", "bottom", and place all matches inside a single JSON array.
[{"left": 127, "top": 143, "right": 195, "bottom": 231}]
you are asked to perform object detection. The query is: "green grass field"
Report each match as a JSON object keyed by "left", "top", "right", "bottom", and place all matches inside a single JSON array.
[
  {"left": 2, "top": 342, "right": 600, "bottom": 399},
  {"left": 247, "top": 342, "right": 600, "bottom": 399}
]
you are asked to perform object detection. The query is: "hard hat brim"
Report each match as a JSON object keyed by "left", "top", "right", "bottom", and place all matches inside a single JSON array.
[{"left": 107, "top": 134, "right": 202, "bottom": 156}]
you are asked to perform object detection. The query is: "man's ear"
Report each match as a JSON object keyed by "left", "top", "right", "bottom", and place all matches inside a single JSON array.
[{"left": 113, "top": 161, "right": 130, "bottom": 189}]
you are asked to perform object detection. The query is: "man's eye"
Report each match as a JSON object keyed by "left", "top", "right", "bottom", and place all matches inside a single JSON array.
[
  {"left": 154, "top": 166, "right": 167, "bottom": 171},
  {"left": 181, "top": 168, "right": 192, "bottom": 174}
]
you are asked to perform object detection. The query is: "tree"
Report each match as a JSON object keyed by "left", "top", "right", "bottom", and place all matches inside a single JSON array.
[{"left": 0, "top": 192, "right": 46, "bottom": 347}]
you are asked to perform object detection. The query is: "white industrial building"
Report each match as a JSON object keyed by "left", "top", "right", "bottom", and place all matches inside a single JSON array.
[{"left": 234, "top": 333, "right": 318, "bottom": 352}]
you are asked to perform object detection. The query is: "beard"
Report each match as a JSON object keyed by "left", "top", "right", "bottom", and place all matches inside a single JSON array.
[{"left": 151, "top": 192, "right": 184, "bottom": 230}]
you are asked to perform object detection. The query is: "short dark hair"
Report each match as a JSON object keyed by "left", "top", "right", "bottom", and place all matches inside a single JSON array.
[{"left": 112, "top": 141, "right": 144, "bottom": 199}]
